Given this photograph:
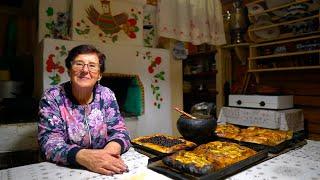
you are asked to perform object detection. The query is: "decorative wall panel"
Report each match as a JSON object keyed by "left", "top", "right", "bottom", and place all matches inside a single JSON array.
[{"left": 71, "top": 0, "right": 144, "bottom": 45}]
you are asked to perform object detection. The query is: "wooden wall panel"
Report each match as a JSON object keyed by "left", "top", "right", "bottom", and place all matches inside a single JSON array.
[{"left": 258, "top": 71, "right": 320, "bottom": 140}]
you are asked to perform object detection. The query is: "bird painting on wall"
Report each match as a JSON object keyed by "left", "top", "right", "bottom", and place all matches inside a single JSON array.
[{"left": 85, "top": 0, "right": 139, "bottom": 42}]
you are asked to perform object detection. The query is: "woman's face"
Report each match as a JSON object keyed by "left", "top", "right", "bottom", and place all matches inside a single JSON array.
[{"left": 69, "top": 53, "right": 101, "bottom": 89}]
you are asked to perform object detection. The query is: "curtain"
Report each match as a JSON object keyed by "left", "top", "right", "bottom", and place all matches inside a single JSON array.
[{"left": 157, "top": 0, "right": 226, "bottom": 45}]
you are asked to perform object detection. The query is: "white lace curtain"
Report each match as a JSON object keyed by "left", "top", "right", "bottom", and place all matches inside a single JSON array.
[{"left": 157, "top": 0, "right": 226, "bottom": 45}]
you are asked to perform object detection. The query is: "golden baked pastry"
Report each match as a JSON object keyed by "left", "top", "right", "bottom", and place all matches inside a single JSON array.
[
  {"left": 163, "top": 141, "right": 257, "bottom": 175},
  {"left": 215, "top": 124, "right": 241, "bottom": 139},
  {"left": 215, "top": 124, "right": 293, "bottom": 146}
]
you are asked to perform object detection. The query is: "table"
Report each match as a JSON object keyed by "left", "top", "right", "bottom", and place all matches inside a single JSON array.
[
  {"left": 0, "top": 148, "right": 170, "bottom": 180},
  {"left": 1, "top": 140, "right": 319, "bottom": 180},
  {"left": 227, "top": 140, "right": 320, "bottom": 180}
]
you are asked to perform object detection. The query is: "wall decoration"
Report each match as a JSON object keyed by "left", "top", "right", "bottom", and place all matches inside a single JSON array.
[
  {"left": 44, "top": 45, "right": 68, "bottom": 86},
  {"left": 172, "top": 41, "right": 188, "bottom": 60},
  {"left": 136, "top": 51, "right": 166, "bottom": 109},
  {"left": 71, "top": 0, "right": 144, "bottom": 45},
  {"left": 38, "top": 0, "right": 71, "bottom": 42},
  {"left": 143, "top": 4, "right": 157, "bottom": 47},
  {"left": 36, "top": 39, "right": 171, "bottom": 137}
]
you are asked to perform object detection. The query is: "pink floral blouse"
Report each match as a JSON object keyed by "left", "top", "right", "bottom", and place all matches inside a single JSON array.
[{"left": 38, "top": 82, "right": 131, "bottom": 166}]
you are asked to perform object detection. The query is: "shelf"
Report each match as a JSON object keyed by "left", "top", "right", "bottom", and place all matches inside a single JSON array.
[
  {"left": 187, "top": 51, "right": 216, "bottom": 57},
  {"left": 248, "top": 65, "right": 320, "bottom": 72},
  {"left": 249, "top": 49, "right": 320, "bottom": 60},
  {"left": 184, "top": 91, "right": 218, "bottom": 95},
  {"left": 250, "top": 34, "right": 320, "bottom": 47},
  {"left": 247, "top": 0, "right": 310, "bottom": 18},
  {"left": 183, "top": 71, "right": 217, "bottom": 79},
  {"left": 222, "top": 43, "right": 250, "bottom": 49},
  {"left": 248, "top": 14, "right": 320, "bottom": 32}
]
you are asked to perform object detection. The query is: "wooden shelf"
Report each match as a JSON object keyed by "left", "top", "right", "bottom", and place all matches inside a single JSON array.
[
  {"left": 248, "top": 15, "right": 320, "bottom": 32},
  {"left": 183, "top": 71, "right": 217, "bottom": 79},
  {"left": 247, "top": 0, "right": 310, "bottom": 18},
  {"left": 247, "top": 0, "right": 320, "bottom": 43},
  {"left": 222, "top": 43, "right": 250, "bottom": 49},
  {"left": 248, "top": 65, "right": 320, "bottom": 72},
  {"left": 249, "top": 50, "right": 320, "bottom": 60},
  {"left": 187, "top": 51, "right": 216, "bottom": 57},
  {"left": 250, "top": 34, "right": 320, "bottom": 47}
]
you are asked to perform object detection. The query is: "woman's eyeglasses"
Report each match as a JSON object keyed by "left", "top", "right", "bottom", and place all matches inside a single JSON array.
[{"left": 72, "top": 61, "right": 100, "bottom": 72}]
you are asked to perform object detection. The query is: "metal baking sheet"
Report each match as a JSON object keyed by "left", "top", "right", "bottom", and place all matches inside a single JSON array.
[
  {"left": 131, "top": 141, "right": 170, "bottom": 157},
  {"left": 147, "top": 146, "right": 268, "bottom": 180},
  {"left": 131, "top": 141, "right": 196, "bottom": 157},
  {"left": 214, "top": 131, "right": 305, "bottom": 154}
]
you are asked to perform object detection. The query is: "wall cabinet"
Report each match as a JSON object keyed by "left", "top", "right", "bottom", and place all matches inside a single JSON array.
[{"left": 183, "top": 50, "right": 217, "bottom": 116}]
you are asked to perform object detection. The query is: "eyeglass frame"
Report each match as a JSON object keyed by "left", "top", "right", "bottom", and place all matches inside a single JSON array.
[{"left": 71, "top": 60, "right": 101, "bottom": 72}]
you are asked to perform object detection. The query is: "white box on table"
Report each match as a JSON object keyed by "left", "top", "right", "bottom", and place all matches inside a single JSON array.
[{"left": 229, "top": 95, "right": 293, "bottom": 110}]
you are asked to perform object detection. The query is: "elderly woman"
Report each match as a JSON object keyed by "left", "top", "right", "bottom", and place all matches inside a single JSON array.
[{"left": 38, "top": 45, "right": 131, "bottom": 175}]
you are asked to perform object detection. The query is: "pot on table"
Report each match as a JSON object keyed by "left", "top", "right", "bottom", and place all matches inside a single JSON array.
[{"left": 177, "top": 115, "right": 217, "bottom": 144}]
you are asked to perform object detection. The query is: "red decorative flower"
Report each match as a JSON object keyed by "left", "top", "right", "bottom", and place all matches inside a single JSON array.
[
  {"left": 123, "top": 18, "right": 139, "bottom": 39},
  {"left": 128, "top": 32, "right": 136, "bottom": 39},
  {"left": 128, "top": 19, "right": 137, "bottom": 26},
  {"left": 155, "top": 57, "right": 161, "bottom": 65},
  {"left": 57, "top": 66, "right": 65, "bottom": 74},
  {"left": 46, "top": 54, "right": 65, "bottom": 74},
  {"left": 148, "top": 66, "right": 154, "bottom": 74}
]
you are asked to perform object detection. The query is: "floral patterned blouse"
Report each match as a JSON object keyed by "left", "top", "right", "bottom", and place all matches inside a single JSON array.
[{"left": 38, "top": 82, "right": 131, "bottom": 166}]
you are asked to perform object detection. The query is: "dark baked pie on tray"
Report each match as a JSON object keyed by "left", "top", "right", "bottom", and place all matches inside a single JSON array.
[{"left": 131, "top": 134, "right": 197, "bottom": 154}]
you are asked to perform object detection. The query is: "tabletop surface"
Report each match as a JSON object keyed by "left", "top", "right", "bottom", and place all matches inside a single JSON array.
[{"left": 1, "top": 140, "right": 319, "bottom": 180}]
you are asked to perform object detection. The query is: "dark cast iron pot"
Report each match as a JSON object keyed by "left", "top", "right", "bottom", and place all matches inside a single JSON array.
[{"left": 177, "top": 115, "right": 217, "bottom": 144}]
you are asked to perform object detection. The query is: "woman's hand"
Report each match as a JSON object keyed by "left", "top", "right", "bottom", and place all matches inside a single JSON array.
[
  {"left": 104, "top": 141, "right": 122, "bottom": 155},
  {"left": 76, "top": 149, "right": 128, "bottom": 175}
]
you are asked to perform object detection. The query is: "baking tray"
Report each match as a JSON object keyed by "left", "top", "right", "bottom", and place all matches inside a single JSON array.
[
  {"left": 131, "top": 141, "right": 196, "bottom": 157},
  {"left": 213, "top": 130, "right": 305, "bottom": 154},
  {"left": 131, "top": 141, "right": 169, "bottom": 157},
  {"left": 147, "top": 145, "right": 268, "bottom": 180}
]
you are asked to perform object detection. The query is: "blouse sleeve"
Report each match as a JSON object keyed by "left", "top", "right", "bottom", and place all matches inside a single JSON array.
[
  {"left": 38, "top": 91, "right": 81, "bottom": 166},
  {"left": 104, "top": 91, "right": 131, "bottom": 153}
]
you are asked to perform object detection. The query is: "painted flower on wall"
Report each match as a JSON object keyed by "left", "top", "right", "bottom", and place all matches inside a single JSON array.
[
  {"left": 137, "top": 51, "right": 165, "bottom": 109},
  {"left": 45, "top": 45, "right": 67, "bottom": 85}
]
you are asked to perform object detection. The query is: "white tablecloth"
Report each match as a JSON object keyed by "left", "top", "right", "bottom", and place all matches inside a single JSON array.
[
  {"left": 0, "top": 148, "right": 170, "bottom": 180},
  {"left": 218, "top": 107, "right": 304, "bottom": 132},
  {"left": 228, "top": 140, "right": 320, "bottom": 180},
  {"left": 1, "top": 141, "right": 319, "bottom": 180}
]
